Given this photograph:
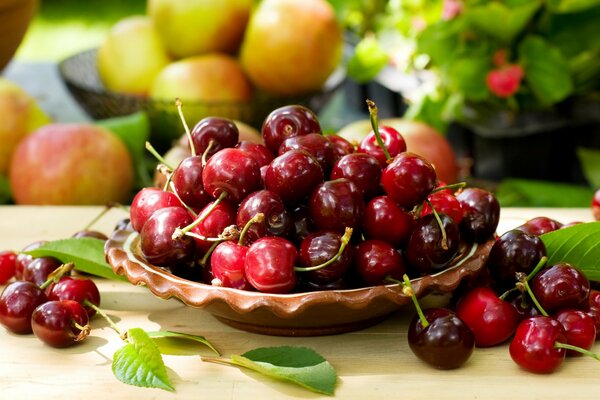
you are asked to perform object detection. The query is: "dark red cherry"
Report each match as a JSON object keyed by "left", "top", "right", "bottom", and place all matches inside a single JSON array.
[
  {"left": 210, "top": 241, "right": 252, "bottom": 290},
  {"left": 14, "top": 241, "right": 46, "bottom": 280},
  {"left": 261, "top": 105, "right": 321, "bottom": 154},
  {"left": 585, "top": 306, "right": 600, "bottom": 339},
  {"left": 0, "top": 281, "right": 47, "bottom": 334},
  {"left": 408, "top": 307, "right": 475, "bottom": 370},
  {"left": 236, "top": 190, "right": 291, "bottom": 245},
  {"left": 244, "top": 236, "right": 298, "bottom": 294},
  {"left": 455, "top": 188, "right": 500, "bottom": 243},
  {"left": 509, "top": 292, "right": 540, "bottom": 322},
  {"left": 327, "top": 134, "right": 355, "bottom": 162},
  {"left": 0, "top": 250, "right": 17, "bottom": 284},
  {"left": 140, "top": 206, "right": 196, "bottom": 267},
  {"left": 420, "top": 190, "right": 464, "bottom": 225},
  {"left": 509, "top": 316, "right": 567, "bottom": 374},
  {"left": 357, "top": 125, "right": 406, "bottom": 168},
  {"left": 279, "top": 133, "right": 335, "bottom": 174},
  {"left": 71, "top": 230, "right": 108, "bottom": 240},
  {"left": 362, "top": 196, "right": 414, "bottom": 247},
  {"left": 381, "top": 152, "right": 438, "bottom": 209},
  {"left": 264, "top": 149, "right": 324, "bottom": 205},
  {"left": 531, "top": 263, "right": 590, "bottom": 313},
  {"left": 202, "top": 148, "right": 262, "bottom": 204},
  {"left": 289, "top": 205, "right": 315, "bottom": 245},
  {"left": 190, "top": 200, "right": 237, "bottom": 253},
  {"left": 298, "top": 230, "right": 353, "bottom": 285},
  {"left": 516, "top": 216, "right": 563, "bottom": 236},
  {"left": 455, "top": 286, "right": 519, "bottom": 347},
  {"left": 589, "top": 289, "right": 600, "bottom": 309},
  {"left": 330, "top": 152, "right": 382, "bottom": 199},
  {"left": 48, "top": 276, "right": 101, "bottom": 317},
  {"left": 353, "top": 239, "right": 404, "bottom": 285},
  {"left": 555, "top": 309, "right": 596, "bottom": 356},
  {"left": 309, "top": 178, "right": 365, "bottom": 233},
  {"left": 190, "top": 116, "right": 239, "bottom": 159},
  {"left": 236, "top": 140, "right": 275, "bottom": 168},
  {"left": 171, "top": 155, "right": 212, "bottom": 209},
  {"left": 23, "top": 256, "right": 63, "bottom": 287},
  {"left": 130, "top": 187, "right": 183, "bottom": 232},
  {"left": 31, "top": 300, "right": 89, "bottom": 348}
]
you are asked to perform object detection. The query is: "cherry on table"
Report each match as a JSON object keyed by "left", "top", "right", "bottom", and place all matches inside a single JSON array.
[
  {"left": 555, "top": 309, "right": 597, "bottom": 356},
  {"left": 31, "top": 300, "right": 90, "bottom": 348},
  {"left": 22, "top": 256, "right": 63, "bottom": 287},
  {"left": 0, "top": 280, "right": 47, "bottom": 334},
  {"left": 14, "top": 240, "right": 47, "bottom": 280},
  {"left": 531, "top": 263, "right": 590, "bottom": 313},
  {"left": 71, "top": 230, "right": 109, "bottom": 241},
  {"left": 48, "top": 276, "right": 101, "bottom": 317},
  {"left": 0, "top": 250, "right": 17, "bottom": 284},
  {"left": 261, "top": 104, "right": 321, "bottom": 155}
]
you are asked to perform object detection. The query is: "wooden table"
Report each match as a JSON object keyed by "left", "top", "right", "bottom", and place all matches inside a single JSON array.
[{"left": 0, "top": 206, "right": 598, "bottom": 399}]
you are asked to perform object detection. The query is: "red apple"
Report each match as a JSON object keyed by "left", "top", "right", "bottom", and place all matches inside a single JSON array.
[{"left": 9, "top": 123, "right": 134, "bottom": 205}]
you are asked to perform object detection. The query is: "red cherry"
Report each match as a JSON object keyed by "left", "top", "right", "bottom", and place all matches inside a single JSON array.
[
  {"left": 515, "top": 216, "right": 563, "bottom": 236},
  {"left": 0, "top": 250, "right": 17, "bottom": 284},
  {"left": 190, "top": 200, "right": 236, "bottom": 253},
  {"left": 357, "top": 125, "right": 406, "bottom": 168},
  {"left": 330, "top": 152, "right": 382, "bottom": 199},
  {"left": 261, "top": 105, "right": 321, "bottom": 155},
  {"left": 455, "top": 287, "right": 519, "bottom": 347},
  {"left": 210, "top": 241, "right": 252, "bottom": 291},
  {"left": 327, "top": 134, "right": 355, "bottom": 162},
  {"left": 244, "top": 237, "right": 298, "bottom": 294},
  {"left": 531, "top": 263, "right": 590, "bottom": 313},
  {"left": 362, "top": 196, "right": 414, "bottom": 247},
  {"left": 189, "top": 116, "right": 239, "bottom": 159},
  {"left": 381, "top": 152, "right": 438, "bottom": 209},
  {"left": 555, "top": 309, "right": 597, "bottom": 357},
  {"left": 592, "top": 188, "right": 600, "bottom": 221},
  {"left": 509, "top": 316, "right": 567, "bottom": 374},
  {"left": 0, "top": 281, "right": 47, "bottom": 334},
  {"left": 48, "top": 276, "right": 101, "bottom": 317},
  {"left": 31, "top": 300, "right": 90, "bottom": 348},
  {"left": 130, "top": 187, "right": 182, "bottom": 232},
  {"left": 420, "top": 190, "right": 464, "bottom": 225},
  {"left": 353, "top": 239, "right": 404, "bottom": 285}
]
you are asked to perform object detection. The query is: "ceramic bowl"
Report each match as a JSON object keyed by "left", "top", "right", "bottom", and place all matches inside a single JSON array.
[{"left": 105, "top": 224, "right": 494, "bottom": 337}]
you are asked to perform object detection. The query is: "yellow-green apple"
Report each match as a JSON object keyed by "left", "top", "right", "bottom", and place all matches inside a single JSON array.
[
  {"left": 9, "top": 123, "right": 134, "bottom": 205},
  {"left": 337, "top": 118, "right": 460, "bottom": 184},
  {"left": 147, "top": 0, "right": 252, "bottom": 58},
  {"left": 97, "top": 16, "right": 171, "bottom": 96},
  {"left": 240, "top": 0, "right": 343, "bottom": 96},
  {"left": 0, "top": 78, "right": 50, "bottom": 175}
]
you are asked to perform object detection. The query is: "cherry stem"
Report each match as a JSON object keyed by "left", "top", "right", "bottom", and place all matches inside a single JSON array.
[
  {"left": 294, "top": 227, "right": 353, "bottom": 272},
  {"left": 145, "top": 141, "right": 174, "bottom": 170},
  {"left": 201, "top": 139, "right": 216, "bottom": 167},
  {"left": 426, "top": 198, "right": 448, "bottom": 250},
  {"left": 499, "top": 256, "right": 547, "bottom": 300},
  {"left": 199, "top": 240, "right": 221, "bottom": 267},
  {"left": 393, "top": 274, "right": 429, "bottom": 329},
  {"left": 366, "top": 99, "right": 392, "bottom": 162},
  {"left": 167, "top": 181, "right": 198, "bottom": 218},
  {"left": 238, "top": 213, "right": 265, "bottom": 246},
  {"left": 72, "top": 320, "right": 91, "bottom": 341},
  {"left": 175, "top": 98, "right": 195, "bottom": 157},
  {"left": 555, "top": 342, "right": 600, "bottom": 361},
  {"left": 431, "top": 182, "right": 467, "bottom": 194},
  {"left": 517, "top": 272, "right": 549, "bottom": 317},
  {"left": 84, "top": 300, "right": 124, "bottom": 339},
  {"left": 39, "top": 262, "right": 74, "bottom": 290},
  {"left": 172, "top": 192, "right": 229, "bottom": 240}
]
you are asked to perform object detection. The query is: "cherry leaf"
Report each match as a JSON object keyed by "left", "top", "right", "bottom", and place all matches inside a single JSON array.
[
  {"left": 112, "top": 328, "right": 174, "bottom": 392},
  {"left": 541, "top": 221, "right": 600, "bottom": 281},
  {"left": 205, "top": 346, "right": 337, "bottom": 396},
  {"left": 25, "top": 237, "right": 126, "bottom": 281},
  {"left": 147, "top": 330, "right": 220, "bottom": 356}
]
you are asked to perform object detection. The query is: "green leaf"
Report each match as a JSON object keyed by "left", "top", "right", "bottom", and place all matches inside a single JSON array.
[
  {"left": 519, "top": 36, "right": 574, "bottom": 105},
  {"left": 147, "top": 331, "right": 220, "bottom": 356},
  {"left": 577, "top": 147, "right": 600, "bottom": 188},
  {"left": 416, "top": 18, "right": 464, "bottom": 66},
  {"left": 541, "top": 222, "right": 600, "bottom": 281},
  {"left": 113, "top": 328, "right": 174, "bottom": 392},
  {"left": 466, "top": 1, "right": 541, "bottom": 43},
  {"left": 0, "top": 175, "right": 11, "bottom": 204},
  {"left": 206, "top": 346, "right": 337, "bottom": 396},
  {"left": 496, "top": 178, "right": 594, "bottom": 207},
  {"left": 346, "top": 36, "right": 390, "bottom": 83},
  {"left": 547, "top": 0, "right": 600, "bottom": 13},
  {"left": 448, "top": 57, "right": 490, "bottom": 101},
  {"left": 25, "top": 237, "right": 126, "bottom": 281},
  {"left": 97, "top": 112, "right": 152, "bottom": 188}
]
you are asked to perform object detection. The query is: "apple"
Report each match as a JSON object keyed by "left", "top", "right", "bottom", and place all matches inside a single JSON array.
[
  {"left": 147, "top": 0, "right": 252, "bottom": 58},
  {"left": 337, "top": 118, "right": 460, "bottom": 184},
  {"left": 9, "top": 123, "right": 134, "bottom": 205},
  {"left": 240, "top": 0, "right": 343, "bottom": 96},
  {"left": 97, "top": 16, "right": 171, "bottom": 96},
  {"left": 0, "top": 78, "right": 50, "bottom": 175}
]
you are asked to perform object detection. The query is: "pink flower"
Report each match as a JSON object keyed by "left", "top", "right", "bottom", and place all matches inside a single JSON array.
[
  {"left": 486, "top": 64, "right": 525, "bottom": 98},
  {"left": 442, "top": 0, "right": 463, "bottom": 20}
]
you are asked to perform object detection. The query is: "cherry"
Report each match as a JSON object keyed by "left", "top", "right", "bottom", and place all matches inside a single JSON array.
[
  {"left": 298, "top": 230, "right": 353, "bottom": 285},
  {"left": 308, "top": 178, "right": 365, "bottom": 233},
  {"left": 31, "top": 300, "right": 90, "bottom": 348},
  {"left": 585, "top": 306, "right": 600, "bottom": 339},
  {"left": 357, "top": 125, "right": 407, "bottom": 168},
  {"left": 278, "top": 133, "right": 335, "bottom": 174},
  {"left": 362, "top": 195, "right": 414, "bottom": 247},
  {"left": 71, "top": 230, "right": 108, "bottom": 240},
  {"left": 326, "top": 134, "right": 355, "bottom": 162},
  {"left": 509, "top": 316, "right": 567, "bottom": 374},
  {"left": 244, "top": 236, "right": 298, "bottom": 294},
  {"left": 48, "top": 276, "right": 101, "bottom": 317},
  {"left": 329, "top": 152, "right": 382, "bottom": 199},
  {"left": 589, "top": 289, "right": 600, "bottom": 309},
  {"left": 405, "top": 213, "right": 460, "bottom": 275},
  {"left": 288, "top": 205, "right": 315, "bottom": 245},
  {"left": 420, "top": 190, "right": 464, "bottom": 225},
  {"left": 236, "top": 190, "right": 291, "bottom": 245},
  {"left": 485, "top": 229, "right": 547, "bottom": 291},
  {"left": 140, "top": 206, "right": 196, "bottom": 267},
  {"left": 189, "top": 199, "right": 237, "bottom": 253},
  {"left": 353, "top": 239, "right": 404, "bottom": 285},
  {"left": 264, "top": 149, "right": 324, "bottom": 206},
  {"left": 261, "top": 104, "right": 321, "bottom": 154},
  {"left": 210, "top": 240, "right": 252, "bottom": 290},
  {"left": 508, "top": 292, "right": 540, "bottom": 321},
  {"left": 201, "top": 147, "right": 261, "bottom": 204},
  {"left": 0, "top": 281, "right": 47, "bottom": 334},
  {"left": 0, "top": 250, "right": 17, "bottom": 284},
  {"left": 592, "top": 188, "right": 600, "bottom": 221},
  {"left": 171, "top": 155, "right": 212, "bottom": 209},
  {"left": 455, "top": 286, "right": 519, "bottom": 347},
  {"left": 22, "top": 256, "right": 63, "bottom": 287},
  {"left": 130, "top": 187, "right": 183, "bottom": 232},
  {"left": 381, "top": 152, "right": 438, "bottom": 209},
  {"left": 531, "top": 263, "right": 590, "bottom": 313},
  {"left": 236, "top": 140, "right": 274, "bottom": 168},
  {"left": 190, "top": 116, "right": 239, "bottom": 160},
  {"left": 555, "top": 309, "right": 596, "bottom": 356},
  {"left": 14, "top": 241, "right": 46, "bottom": 280},
  {"left": 515, "top": 216, "right": 563, "bottom": 236},
  {"left": 456, "top": 188, "right": 500, "bottom": 243}
]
